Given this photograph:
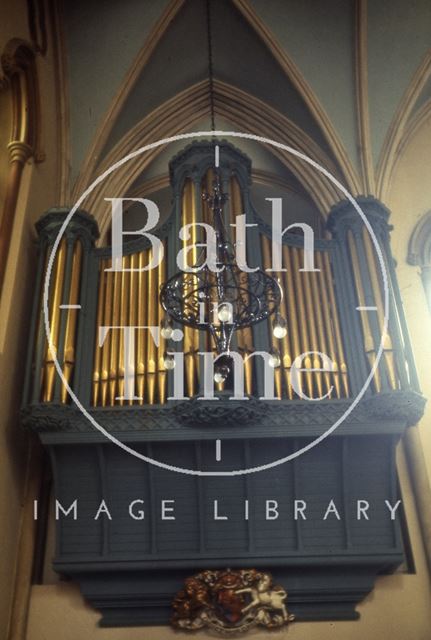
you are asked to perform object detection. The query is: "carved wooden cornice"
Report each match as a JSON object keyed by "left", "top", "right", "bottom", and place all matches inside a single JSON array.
[{"left": 21, "top": 390, "right": 426, "bottom": 441}]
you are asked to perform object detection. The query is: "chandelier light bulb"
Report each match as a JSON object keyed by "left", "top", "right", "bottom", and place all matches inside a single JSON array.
[
  {"left": 217, "top": 302, "right": 233, "bottom": 324},
  {"left": 214, "top": 364, "right": 230, "bottom": 384},
  {"left": 163, "top": 352, "right": 176, "bottom": 370},
  {"left": 273, "top": 313, "right": 287, "bottom": 339},
  {"left": 268, "top": 348, "right": 281, "bottom": 369},
  {"left": 160, "top": 315, "right": 174, "bottom": 340}
]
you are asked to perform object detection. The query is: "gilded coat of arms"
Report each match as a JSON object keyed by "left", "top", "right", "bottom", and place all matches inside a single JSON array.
[{"left": 171, "top": 568, "right": 295, "bottom": 634}]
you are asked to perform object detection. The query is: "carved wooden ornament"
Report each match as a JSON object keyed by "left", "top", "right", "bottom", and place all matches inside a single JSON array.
[{"left": 172, "top": 569, "right": 294, "bottom": 634}]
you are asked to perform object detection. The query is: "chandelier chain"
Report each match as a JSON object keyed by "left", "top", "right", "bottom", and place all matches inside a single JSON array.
[{"left": 206, "top": 0, "right": 216, "bottom": 132}]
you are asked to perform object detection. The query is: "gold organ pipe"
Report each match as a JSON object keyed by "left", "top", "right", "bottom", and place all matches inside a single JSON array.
[
  {"left": 262, "top": 235, "right": 283, "bottom": 398},
  {"left": 230, "top": 175, "right": 253, "bottom": 395},
  {"left": 362, "top": 229, "right": 397, "bottom": 389},
  {"left": 93, "top": 250, "right": 168, "bottom": 406},
  {"left": 347, "top": 231, "right": 381, "bottom": 392},
  {"left": 276, "top": 266, "right": 293, "bottom": 373},
  {"left": 157, "top": 250, "right": 167, "bottom": 404},
  {"left": 315, "top": 252, "right": 340, "bottom": 398},
  {"left": 283, "top": 245, "right": 300, "bottom": 400},
  {"left": 127, "top": 252, "right": 138, "bottom": 405},
  {"left": 146, "top": 248, "right": 158, "bottom": 404},
  {"left": 108, "top": 264, "right": 122, "bottom": 406},
  {"left": 92, "top": 261, "right": 106, "bottom": 405},
  {"left": 182, "top": 180, "right": 192, "bottom": 395},
  {"left": 136, "top": 251, "right": 147, "bottom": 404},
  {"left": 234, "top": 328, "right": 252, "bottom": 395},
  {"left": 37, "top": 250, "right": 50, "bottom": 400},
  {"left": 100, "top": 267, "right": 114, "bottom": 407},
  {"left": 291, "top": 247, "right": 314, "bottom": 399},
  {"left": 273, "top": 359, "right": 282, "bottom": 400},
  {"left": 321, "top": 252, "right": 349, "bottom": 397},
  {"left": 43, "top": 239, "right": 66, "bottom": 402},
  {"left": 279, "top": 289, "right": 293, "bottom": 397},
  {"left": 117, "top": 254, "right": 130, "bottom": 405},
  {"left": 61, "top": 241, "right": 83, "bottom": 403},
  {"left": 87, "top": 190, "right": 352, "bottom": 407},
  {"left": 302, "top": 260, "right": 324, "bottom": 399},
  {"left": 308, "top": 258, "right": 333, "bottom": 398},
  {"left": 182, "top": 179, "right": 199, "bottom": 397}
]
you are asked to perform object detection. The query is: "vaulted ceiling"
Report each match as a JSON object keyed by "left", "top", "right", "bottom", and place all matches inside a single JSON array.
[{"left": 60, "top": 0, "right": 431, "bottom": 226}]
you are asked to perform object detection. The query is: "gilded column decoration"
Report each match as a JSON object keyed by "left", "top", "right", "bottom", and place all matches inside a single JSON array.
[{"left": 0, "top": 39, "right": 42, "bottom": 295}]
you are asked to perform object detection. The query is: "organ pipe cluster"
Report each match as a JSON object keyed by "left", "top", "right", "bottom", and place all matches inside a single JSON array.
[{"left": 25, "top": 148, "right": 419, "bottom": 411}]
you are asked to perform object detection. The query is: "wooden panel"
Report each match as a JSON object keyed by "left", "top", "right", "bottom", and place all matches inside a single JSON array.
[{"left": 52, "top": 437, "right": 402, "bottom": 562}]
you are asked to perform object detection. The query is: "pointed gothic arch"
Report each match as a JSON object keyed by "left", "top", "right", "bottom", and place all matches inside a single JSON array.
[{"left": 76, "top": 80, "right": 347, "bottom": 238}]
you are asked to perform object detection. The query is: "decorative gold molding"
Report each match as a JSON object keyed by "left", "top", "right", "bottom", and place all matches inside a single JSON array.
[
  {"left": 355, "top": 0, "right": 375, "bottom": 195},
  {"left": 232, "top": 0, "right": 362, "bottom": 196},
  {"left": 0, "top": 39, "right": 41, "bottom": 295},
  {"left": 72, "top": 0, "right": 185, "bottom": 200},
  {"left": 7, "top": 141, "right": 33, "bottom": 165},
  {"left": 1, "top": 39, "right": 41, "bottom": 157},
  {"left": 376, "top": 48, "right": 431, "bottom": 201}
]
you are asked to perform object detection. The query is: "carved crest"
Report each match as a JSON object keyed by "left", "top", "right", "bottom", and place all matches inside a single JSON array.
[{"left": 171, "top": 568, "right": 294, "bottom": 634}]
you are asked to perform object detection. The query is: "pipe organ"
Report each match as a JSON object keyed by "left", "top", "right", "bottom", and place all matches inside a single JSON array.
[
  {"left": 28, "top": 146, "right": 411, "bottom": 409},
  {"left": 22, "top": 142, "right": 425, "bottom": 627}
]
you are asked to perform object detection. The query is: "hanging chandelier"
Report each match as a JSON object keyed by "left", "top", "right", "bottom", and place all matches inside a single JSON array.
[
  {"left": 159, "top": 171, "right": 285, "bottom": 372},
  {"left": 159, "top": 0, "right": 287, "bottom": 382}
]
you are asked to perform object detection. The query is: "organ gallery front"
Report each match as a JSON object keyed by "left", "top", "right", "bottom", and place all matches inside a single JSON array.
[{"left": 21, "top": 139, "right": 425, "bottom": 629}]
